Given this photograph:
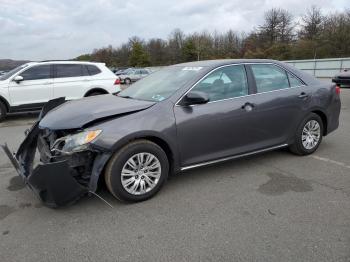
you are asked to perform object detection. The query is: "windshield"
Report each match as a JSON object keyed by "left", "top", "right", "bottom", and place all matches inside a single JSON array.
[
  {"left": 123, "top": 68, "right": 133, "bottom": 74},
  {"left": 0, "top": 64, "right": 28, "bottom": 81},
  {"left": 119, "top": 66, "right": 205, "bottom": 102}
]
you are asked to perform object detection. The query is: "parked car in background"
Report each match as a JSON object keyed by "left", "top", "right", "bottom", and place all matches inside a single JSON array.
[
  {"left": 118, "top": 68, "right": 150, "bottom": 84},
  {"left": 0, "top": 61, "right": 121, "bottom": 121},
  {"left": 2, "top": 59, "right": 341, "bottom": 207},
  {"left": 332, "top": 69, "right": 350, "bottom": 86},
  {"left": 0, "top": 70, "right": 8, "bottom": 76},
  {"left": 115, "top": 68, "right": 130, "bottom": 76}
]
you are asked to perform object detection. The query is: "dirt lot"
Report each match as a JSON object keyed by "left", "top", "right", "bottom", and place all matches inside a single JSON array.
[{"left": 0, "top": 89, "right": 349, "bottom": 262}]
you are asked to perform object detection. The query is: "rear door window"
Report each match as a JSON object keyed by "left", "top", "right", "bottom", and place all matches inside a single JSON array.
[
  {"left": 124, "top": 69, "right": 133, "bottom": 74},
  {"left": 86, "top": 65, "right": 101, "bottom": 76},
  {"left": 251, "top": 64, "right": 290, "bottom": 93},
  {"left": 56, "top": 64, "right": 86, "bottom": 78},
  {"left": 288, "top": 72, "right": 304, "bottom": 87},
  {"left": 81, "top": 65, "right": 90, "bottom": 76},
  {"left": 20, "top": 65, "right": 51, "bottom": 81}
]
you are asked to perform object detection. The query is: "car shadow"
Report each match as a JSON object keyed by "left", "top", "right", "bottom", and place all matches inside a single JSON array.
[
  {"left": 167, "top": 148, "right": 291, "bottom": 186},
  {"left": 62, "top": 148, "right": 293, "bottom": 211}
]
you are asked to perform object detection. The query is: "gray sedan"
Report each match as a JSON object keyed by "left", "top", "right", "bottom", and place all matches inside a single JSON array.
[
  {"left": 2, "top": 59, "right": 341, "bottom": 207},
  {"left": 118, "top": 68, "right": 150, "bottom": 84}
]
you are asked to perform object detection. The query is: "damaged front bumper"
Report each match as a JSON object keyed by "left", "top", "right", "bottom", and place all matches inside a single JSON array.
[{"left": 1, "top": 99, "right": 110, "bottom": 208}]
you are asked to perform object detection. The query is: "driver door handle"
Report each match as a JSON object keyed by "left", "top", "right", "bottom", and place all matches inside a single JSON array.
[
  {"left": 298, "top": 92, "right": 309, "bottom": 99},
  {"left": 241, "top": 102, "right": 255, "bottom": 112}
]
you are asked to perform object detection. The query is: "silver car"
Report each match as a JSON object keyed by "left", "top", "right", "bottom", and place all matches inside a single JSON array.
[{"left": 119, "top": 68, "right": 150, "bottom": 84}]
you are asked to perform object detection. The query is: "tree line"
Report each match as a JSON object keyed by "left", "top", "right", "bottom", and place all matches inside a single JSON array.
[{"left": 75, "top": 6, "right": 350, "bottom": 67}]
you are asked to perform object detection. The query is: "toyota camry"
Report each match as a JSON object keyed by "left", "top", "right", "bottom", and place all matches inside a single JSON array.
[{"left": 2, "top": 59, "right": 341, "bottom": 207}]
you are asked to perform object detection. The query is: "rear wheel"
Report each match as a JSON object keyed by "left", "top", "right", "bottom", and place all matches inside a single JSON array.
[
  {"left": 289, "top": 113, "right": 323, "bottom": 155},
  {"left": 105, "top": 140, "right": 169, "bottom": 202},
  {"left": 124, "top": 78, "right": 131, "bottom": 85},
  {"left": 0, "top": 101, "right": 7, "bottom": 122}
]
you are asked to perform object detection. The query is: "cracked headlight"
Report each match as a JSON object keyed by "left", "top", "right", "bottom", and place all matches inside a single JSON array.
[{"left": 52, "top": 130, "right": 102, "bottom": 153}]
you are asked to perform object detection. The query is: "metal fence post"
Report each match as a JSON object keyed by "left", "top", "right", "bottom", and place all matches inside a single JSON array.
[
  {"left": 313, "top": 59, "right": 317, "bottom": 76},
  {"left": 340, "top": 59, "right": 343, "bottom": 72}
]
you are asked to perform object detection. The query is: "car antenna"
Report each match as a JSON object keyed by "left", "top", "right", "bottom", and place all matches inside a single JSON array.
[{"left": 89, "top": 191, "right": 114, "bottom": 208}]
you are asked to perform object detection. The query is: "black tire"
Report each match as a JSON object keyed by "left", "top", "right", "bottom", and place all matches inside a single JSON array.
[
  {"left": 87, "top": 91, "right": 105, "bottom": 97},
  {"left": 289, "top": 113, "right": 324, "bottom": 155},
  {"left": 124, "top": 78, "right": 131, "bottom": 85},
  {"left": 105, "top": 140, "right": 169, "bottom": 202},
  {"left": 0, "top": 101, "right": 7, "bottom": 122}
]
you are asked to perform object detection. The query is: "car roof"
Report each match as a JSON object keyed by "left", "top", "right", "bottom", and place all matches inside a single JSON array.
[
  {"left": 174, "top": 59, "right": 281, "bottom": 68},
  {"left": 173, "top": 59, "right": 320, "bottom": 85},
  {"left": 24, "top": 61, "right": 104, "bottom": 66}
]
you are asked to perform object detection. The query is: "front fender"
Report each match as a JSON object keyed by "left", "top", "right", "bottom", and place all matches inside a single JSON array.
[
  {"left": 92, "top": 130, "right": 180, "bottom": 173},
  {"left": 90, "top": 101, "right": 179, "bottom": 171}
]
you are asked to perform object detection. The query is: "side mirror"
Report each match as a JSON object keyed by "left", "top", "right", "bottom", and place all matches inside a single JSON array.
[
  {"left": 182, "top": 91, "right": 209, "bottom": 106},
  {"left": 13, "top": 75, "right": 24, "bottom": 83}
]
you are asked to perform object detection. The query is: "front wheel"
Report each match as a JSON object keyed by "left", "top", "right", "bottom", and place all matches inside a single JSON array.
[
  {"left": 105, "top": 140, "right": 169, "bottom": 202},
  {"left": 289, "top": 113, "right": 323, "bottom": 155}
]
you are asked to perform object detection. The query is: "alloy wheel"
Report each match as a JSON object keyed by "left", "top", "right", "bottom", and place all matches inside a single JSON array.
[
  {"left": 301, "top": 120, "right": 321, "bottom": 150},
  {"left": 121, "top": 152, "right": 162, "bottom": 195}
]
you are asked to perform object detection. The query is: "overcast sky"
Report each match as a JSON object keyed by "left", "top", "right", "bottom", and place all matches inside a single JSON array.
[{"left": 0, "top": 0, "right": 347, "bottom": 60}]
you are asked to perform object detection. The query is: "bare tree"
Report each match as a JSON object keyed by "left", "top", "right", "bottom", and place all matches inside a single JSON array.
[
  {"left": 259, "top": 8, "right": 282, "bottom": 44},
  {"left": 192, "top": 31, "right": 213, "bottom": 60},
  {"left": 147, "top": 38, "right": 167, "bottom": 66},
  {"left": 279, "top": 10, "right": 294, "bottom": 43},
  {"left": 259, "top": 8, "right": 294, "bottom": 45},
  {"left": 167, "top": 29, "right": 185, "bottom": 63},
  {"left": 299, "top": 6, "right": 324, "bottom": 40}
]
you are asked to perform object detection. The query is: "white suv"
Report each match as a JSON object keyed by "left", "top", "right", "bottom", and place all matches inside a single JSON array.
[{"left": 0, "top": 61, "right": 121, "bottom": 121}]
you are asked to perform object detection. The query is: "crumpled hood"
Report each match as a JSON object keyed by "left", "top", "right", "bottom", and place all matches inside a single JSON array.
[{"left": 39, "top": 94, "right": 155, "bottom": 130}]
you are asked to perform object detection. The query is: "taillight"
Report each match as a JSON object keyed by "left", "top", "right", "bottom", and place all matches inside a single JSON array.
[
  {"left": 114, "top": 78, "right": 121, "bottom": 85},
  {"left": 336, "top": 85, "right": 341, "bottom": 95}
]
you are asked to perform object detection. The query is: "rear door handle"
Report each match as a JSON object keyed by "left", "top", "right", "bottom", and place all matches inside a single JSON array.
[
  {"left": 241, "top": 102, "right": 255, "bottom": 112},
  {"left": 298, "top": 92, "right": 309, "bottom": 99}
]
